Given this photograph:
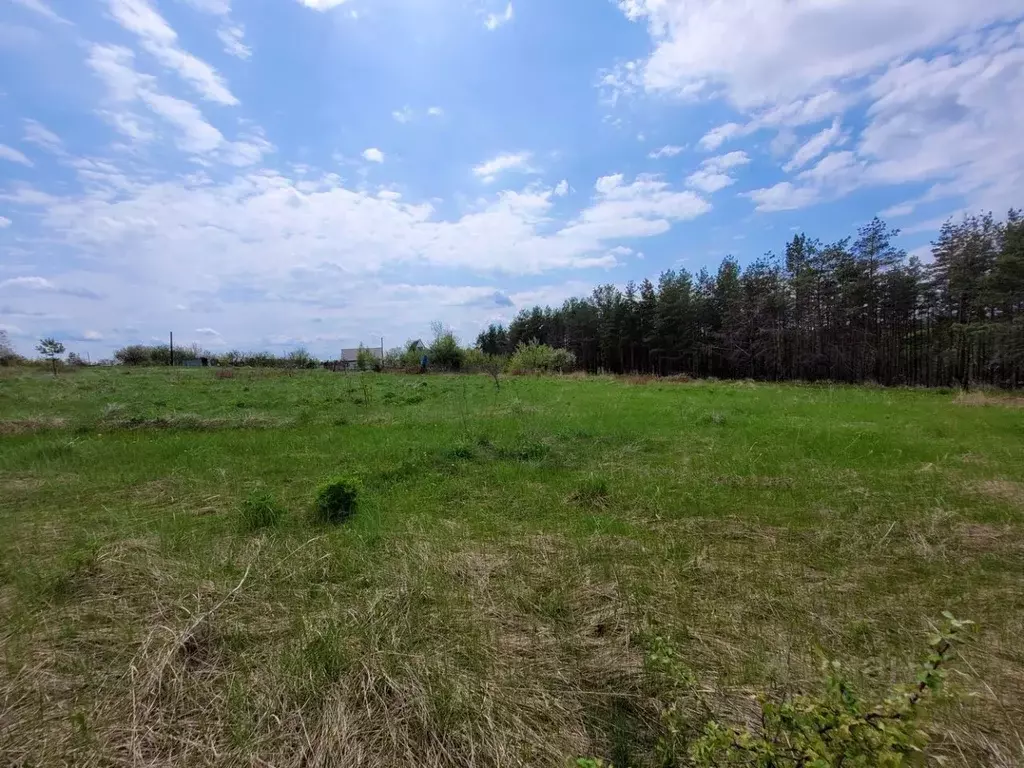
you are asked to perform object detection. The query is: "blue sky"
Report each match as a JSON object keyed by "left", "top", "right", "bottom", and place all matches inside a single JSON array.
[{"left": 1, "top": 0, "right": 1022, "bottom": 358}]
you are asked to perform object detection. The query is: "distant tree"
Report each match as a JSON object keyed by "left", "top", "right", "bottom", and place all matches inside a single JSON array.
[
  {"left": 67, "top": 352, "right": 87, "bottom": 367},
  {"left": 429, "top": 322, "right": 465, "bottom": 371},
  {"left": 36, "top": 337, "right": 65, "bottom": 376},
  {"left": 0, "top": 329, "right": 19, "bottom": 366},
  {"left": 476, "top": 324, "right": 510, "bottom": 356},
  {"left": 355, "top": 344, "right": 376, "bottom": 371},
  {"left": 287, "top": 347, "right": 317, "bottom": 369},
  {"left": 494, "top": 210, "right": 1024, "bottom": 387},
  {"left": 114, "top": 344, "right": 149, "bottom": 366}
]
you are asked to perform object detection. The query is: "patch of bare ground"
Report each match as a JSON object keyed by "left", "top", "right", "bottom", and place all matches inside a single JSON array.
[
  {"left": 0, "top": 472, "right": 46, "bottom": 494},
  {"left": 102, "top": 413, "right": 287, "bottom": 431},
  {"left": 0, "top": 417, "right": 67, "bottom": 435},
  {"left": 955, "top": 391, "right": 1024, "bottom": 408},
  {"left": 975, "top": 478, "right": 1024, "bottom": 507},
  {"left": 956, "top": 522, "right": 1024, "bottom": 556}
]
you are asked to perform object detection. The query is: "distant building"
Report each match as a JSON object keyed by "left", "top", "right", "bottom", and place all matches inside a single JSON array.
[{"left": 333, "top": 346, "right": 383, "bottom": 371}]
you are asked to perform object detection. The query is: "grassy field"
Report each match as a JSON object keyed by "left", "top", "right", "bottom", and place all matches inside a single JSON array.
[{"left": 1, "top": 367, "right": 1023, "bottom": 766}]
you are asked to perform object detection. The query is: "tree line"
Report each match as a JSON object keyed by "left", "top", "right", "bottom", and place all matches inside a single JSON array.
[{"left": 477, "top": 212, "right": 1024, "bottom": 388}]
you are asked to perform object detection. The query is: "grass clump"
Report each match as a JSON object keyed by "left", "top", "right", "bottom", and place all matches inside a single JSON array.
[
  {"left": 444, "top": 441, "right": 476, "bottom": 461},
  {"left": 315, "top": 475, "right": 361, "bottom": 523},
  {"left": 570, "top": 474, "right": 611, "bottom": 507},
  {"left": 237, "top": 489, "right": 286, "bottom": 531}
]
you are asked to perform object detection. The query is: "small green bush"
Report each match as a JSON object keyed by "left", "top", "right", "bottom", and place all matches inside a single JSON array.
[
  {"left": 429, "top": 328, "right": 465, "bottom": 371},
  {"left": 507, "top": 340, "right": 576, "bottom": 374},
  {"left": 315, "top": 476, "right": 361, "bottom": 523},
  {"left": 661, "top": 614, "right": 973, "bottom": 768},
  {"left": 238, "top": 489, "right": 286, "bottom": 531}
]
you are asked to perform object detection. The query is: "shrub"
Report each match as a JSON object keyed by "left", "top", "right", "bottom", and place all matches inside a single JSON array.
[
  {"left": 315, "top": 476, "right": 361, "bottom": 524},
  {"left": 640, "top": 614, "right": 975, "bottom": 768},
  {"left": 237, "top": 489, "right": 286, "bottom": 531},
  {"left": 356, "top": 345, "right": 377, "bottom": 372},
  {"left": 385, "top": 339, "right": 426, "bottom": 371},
  {"left": 460, "top": 346, "right": 488, "bottom": 371},
  {"left": 508, "top": 341, "right": 576, "bottom": 374},
  {"left": 429, "top": 327, "right": 465, "bottom": 371},
  {"left": 0, "top": 329, "right": 21, "bottom": 366},
  {"left": 287, "top": 348, "right": 318, "bottom": 369},
  {"left": 114, "top": 344, "right": 149, "bottom": 366}
]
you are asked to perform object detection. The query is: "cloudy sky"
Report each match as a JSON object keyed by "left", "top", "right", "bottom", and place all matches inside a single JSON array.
[{"left": 1, "top": 0, "right": 1022, "bottom": 358}]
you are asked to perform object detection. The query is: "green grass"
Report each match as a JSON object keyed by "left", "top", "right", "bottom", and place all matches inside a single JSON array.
[{"left": 1, "top": 367, "right": 1022, "bottom": 766}]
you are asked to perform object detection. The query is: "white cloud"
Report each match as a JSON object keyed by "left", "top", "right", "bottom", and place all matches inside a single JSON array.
[
  {"left": 0, "top": 217, "right": 11, "bottom": 229},
  {"left": 618, "top": 0, "right": 1021, "bottom": 108},
  {"left": 697, "top": 122, "right": 742, "bottom": 152},
  {"left": 181, "top": 0, "right": 232, "bottom": 12},
  {"left": 106, "top": 0, "right": 238, "bottom": 105},
  {"left": 554, "top": 180, "right": 569, "bottom": 196},
  {"left": 484, "top": 2, "right": 513, "bottom": 31},
  {"left": 472, "top": 151, "right": 534, "bottom": 183},
  {"left": 427, "top": 106, "right": 444, "bottom": 117},
  {"left": 685, "top": 170, "right": 733, "bottom": 194},
  {"left": 180, "top": 0, "right": 250, "bottom": 59},
  {"left": 82, "top": 330, "right": 104, "bottom": 341},
  {"left": 798, "top": 151, "right": 860, "bottom": 185},
  {"left": 217, "top": 24, "right": 250, "bottom": 59},
  {"left": 392, "top": 107, "right": 414, "bottom": 123},
  {"left": 87, "top": 44, "right": 269, "bottom": 163},
  {"left": 1, "top": 276, "right": 51, "bottom": 290},
  {"left": 881, "top": 202, "right": 915, "bottom": 218},
  {"left": 99, "top": 109, "right": 154, "bottom": 142},
  {"left": 745, "top": 182, "right": 820, "bottom": 213},
  {"left": 24, "top": 167, "right": 710, "bottom": 282},
  {"left": 22, "top": 119, "right": 63, "bottom": 154},
  {"left": 744, "top": 28, "right": 1024, "bottom": 214},
  {"left": 9, "top": 0, "right": 70, "bottom": 24},
  {"left": 138, "top": 90, "right": 224, "bottom": 153},
  {"left": 559, "top": 173, "right": 710, "bottom": 244},
  {"left": 705, "top": 151, "right": 750, "bottom": 172},
  {"left": 296, "top": 0, "right": 351, "bottom": 9},
  {"left": 597, "top": 59, "right": 644, "bottom": 107},
  {"left": 746, "top": 151, "right": 862, "bottom": 212},
  {"left": 685, "top": 151, "right": 750, "bottom": 193},
  {"left": 649, "top": 144, "right": 685, "bottom": 159},
  {"left": 362, "top": 148, "right": 385, "bottom": 163},
  {"left": 0, "top": 276, "right": 101, "bottom": 298},
  {"left": 783, "top": 119, "right": 842, "bottom": 172},
  {"left": 2, "top": 163, "right": 718, "bottom": 352},
  {"left": 0, "top": 144, "right": 33, "bottom": 166},
  {"left": 617, "top": 2, "right": 1024, "bottom": 215}
]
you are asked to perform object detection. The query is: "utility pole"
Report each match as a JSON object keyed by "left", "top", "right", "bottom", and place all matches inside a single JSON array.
[{"left": 170, "top": 331, "right": 174, "bottom": 366}]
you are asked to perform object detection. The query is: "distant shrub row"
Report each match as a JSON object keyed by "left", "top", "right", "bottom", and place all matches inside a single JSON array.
[
  {"left": 113, "top": 344, "right": 318, "bottom": 369},
  {"left": 103, "top": 331, "right": 579, "bottom": 376}
]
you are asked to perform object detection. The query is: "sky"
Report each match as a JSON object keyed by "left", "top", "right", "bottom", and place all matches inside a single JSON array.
[{"left": 1, "top": 0, "right": 1022, "bottom": 359}]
